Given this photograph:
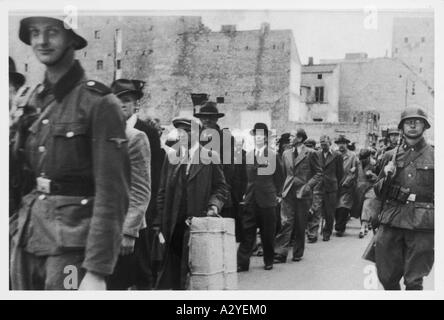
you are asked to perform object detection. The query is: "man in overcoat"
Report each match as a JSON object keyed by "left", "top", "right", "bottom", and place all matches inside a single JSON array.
[
  {"left": 155, "top": 117, "right": 229, "bottom": 289},
  {"left": 334, "top": 135, "right": 359, "bottom": 237}
]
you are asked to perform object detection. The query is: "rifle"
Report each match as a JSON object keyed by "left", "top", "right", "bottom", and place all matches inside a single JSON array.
[{"left": 362, "top": 136, "right": 403, "bottom": 262}]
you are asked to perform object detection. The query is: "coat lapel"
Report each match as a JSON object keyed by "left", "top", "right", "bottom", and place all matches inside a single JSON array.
[
  {"left": 294, "top": 145, "right": 308, "bottom": 168},
  {"left": 188, "top": 146, "right": 204, "bottom": 182},
  {"left": 324, "top": 152, "right": 335, "bottom": 168}
]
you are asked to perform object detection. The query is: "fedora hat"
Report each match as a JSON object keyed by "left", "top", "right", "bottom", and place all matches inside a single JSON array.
[
  {"left": 194, "top": 101, "right": 224, "bottom": 118},
  {"left": 9, "top": 57, "right": 25, "bottom": 88},
  {"left": 111, "top": 79, "right": 145, "bottom": 100},
  {"left": 250, "top": 122, "right": 269, "bottom": 136},
  {"left": 334, "top": 135, "right": 350, "bottom": 144}
]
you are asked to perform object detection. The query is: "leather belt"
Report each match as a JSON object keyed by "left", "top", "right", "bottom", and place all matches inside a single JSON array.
[{"left": 37, "top": 177, "right": 95, "bottom": 196}]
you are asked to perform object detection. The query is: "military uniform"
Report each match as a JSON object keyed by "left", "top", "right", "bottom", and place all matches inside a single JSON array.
[
  {"left": 373, "top": 107, "right": 434, "bottom": 290},
  {"left": 10, "top": 60, "right": 130, "bottom": 290}
]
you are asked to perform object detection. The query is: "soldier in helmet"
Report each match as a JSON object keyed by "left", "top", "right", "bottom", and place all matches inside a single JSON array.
[
  {"left": 10, "top": 15, "right": 130, "bottom": 290},
  {"left": 373, "top": 105, "right": 434, "bottom": 290}
]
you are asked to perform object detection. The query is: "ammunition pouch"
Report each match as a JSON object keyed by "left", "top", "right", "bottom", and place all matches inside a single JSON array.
[{"left": 387, "top": 185, "right": 411, "bottom": 204}]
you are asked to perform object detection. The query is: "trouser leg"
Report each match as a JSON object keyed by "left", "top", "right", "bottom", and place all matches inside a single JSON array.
[
  {"left": 323, "top": 192, "right": 337, "bottom": 236},
  {"left": 335, "top": 207, "right": 350, "bottom": 233},
  {"left": 292, "top": 199, "right": 310, "bottom": 259},
  {"left": 307, "top": 193, "right": 322, "bottom": 240},
  {"left": 403, "top": 230, "right": 434, "bottom": 290},
  {"left": 237, "top": 205, "right": 257, "bottom": 268},
  {"left": 257, "top": 206, "right": 276, "bottom": 266},
  {"left": 274, "top": 195, "right": 297, "bottom": 259},
  {"left": 375, "top": 225, "right": 403, "bottom": 290},
  {"left": 44, "top": 251, "right": 85, "bottom": 290}
]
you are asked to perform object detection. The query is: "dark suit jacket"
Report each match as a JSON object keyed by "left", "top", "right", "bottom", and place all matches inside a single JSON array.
[
  {"left": 281, "top": 145, "right": 323, "bottom": 199},
  {"left": 315, "top": 150, "right": 344, "bottom": 193},
  {"left": 244, "top": 148, "right": 284, "bottom": 208}
]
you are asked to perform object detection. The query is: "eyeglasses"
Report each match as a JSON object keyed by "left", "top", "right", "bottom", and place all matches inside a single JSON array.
[{"left": 404, "top": 119, "right": 424, "bottom": 126}]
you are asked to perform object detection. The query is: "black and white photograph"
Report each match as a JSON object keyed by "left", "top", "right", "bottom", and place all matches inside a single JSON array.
[{"left": 3, "top": 0, "right": 441, "bottom": 299}]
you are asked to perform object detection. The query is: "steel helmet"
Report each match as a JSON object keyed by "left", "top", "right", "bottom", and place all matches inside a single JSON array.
[
  {"left": 19, "top": 15, "right": 87, "bottom": 50},
  {"left": 387, "top": 127, "right": 400, "bottom": 135},
  {"left": 398, "top": 105, "right": 431, "bottom": 129}
]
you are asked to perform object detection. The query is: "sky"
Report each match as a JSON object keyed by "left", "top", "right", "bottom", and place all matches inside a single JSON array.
[{"left": 195, "top": 9, "right": 434, "bottom": 64}]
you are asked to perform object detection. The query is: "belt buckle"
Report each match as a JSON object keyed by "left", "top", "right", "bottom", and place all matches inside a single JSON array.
[
  {"left": 407, "top": 193, "right": 416, "bottom": 202},
  {"left": 36, "top": 177, "right": 51, "bottom": 194}
]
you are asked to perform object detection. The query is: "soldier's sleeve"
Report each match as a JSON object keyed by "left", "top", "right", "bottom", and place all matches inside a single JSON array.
[
  {"left": 82, "top": 93, "right": 130, "bottom": 276},
  {"left": 373, "top": 152, "right": 391, "bottom": 198},
  {"left": 123, "top": 132, "right": 151, "bottom": 238},
  {"left": 307, "top": 150, "right": 323, "bottom": 189}
]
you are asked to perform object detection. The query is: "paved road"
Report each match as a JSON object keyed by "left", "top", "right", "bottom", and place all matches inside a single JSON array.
[{"left": 238, "top": 218, "right": 434, "bottom": 290}]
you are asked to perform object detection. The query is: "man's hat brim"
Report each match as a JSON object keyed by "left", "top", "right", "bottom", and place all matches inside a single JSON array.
[
  {"left": 19, "top": 16, "right": 87, "bottom": 50},
  {"left": 9, "top": 72, "right": 25, "bottom": 88},
  {"left": 115, "top": 89, "right": 143, "bottom": 100},
  {"left": 194, "top": 112, "right": 225, "bottom": 118},
  {"left": 334, "top": 138, "right": 350, "bottom": 144}
]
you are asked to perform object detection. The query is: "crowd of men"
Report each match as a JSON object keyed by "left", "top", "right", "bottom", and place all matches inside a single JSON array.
[{"left": 9, "top": 15, "right": 434, "bottom": 291}]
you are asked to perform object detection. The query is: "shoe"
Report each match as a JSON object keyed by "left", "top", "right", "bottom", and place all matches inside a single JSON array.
[
  {"left": 257, "top": 250, "right": 264, "bottom": 257},
  {"left": 308, "top": 237, "right": 318, "bottom": 243},
  {"left": 237, "top": 265, "right": 249, "bottom": 272},
  {"left": 322, "top": 234, "right": 330, "bottom": 241},
  {"left": 264, "top": 264, "right": 273, "bottom": 271},
  {"left": 292, "top": 256, "right": 302, "bottom": 262},
  {"left": 336, "top": 231, "right": 344, "bottom": 237},
  {"left": 273, "top": 255, "right": 287, "bottom": 264},
  {"left": 359, "top": 231, "right": 364, "bottom": 238}
]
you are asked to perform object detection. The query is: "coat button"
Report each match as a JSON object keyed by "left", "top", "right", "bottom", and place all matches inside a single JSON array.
[
  {"left": 408, "top": 174, "right": 412, "bottom": 178},
  {"left": 42, "top": 119, "right": 49, "bottom": 125},
  {"left": 38, "top": 194, "right": 46, "bottom": 200},
  {"left": 38, "top": 146, "right": 45, "bottom": 152},
  {"left": 66, "top": 131, "right": 74, "bottom": 138},
  {"left": 81, "top": 199, "right": 88, "bottom": 205},
  {"left": 425, "top": 166, "right": 428, "bottom": 170},
  {"left": 87, "top": 81, "right": 95, "bottom": 86}
]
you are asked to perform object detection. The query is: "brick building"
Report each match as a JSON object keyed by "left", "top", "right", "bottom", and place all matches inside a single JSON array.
[
  {"left": 9, "top": 15, "right": 303, "bottom": 135},
  {"left": 392, "top": 17, "right": 434, "bottom": 89}
]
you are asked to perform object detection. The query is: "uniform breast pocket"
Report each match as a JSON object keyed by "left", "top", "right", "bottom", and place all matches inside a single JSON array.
[
  {"left": 416, "top": 163, "right": 434, "bottom": 187},
  {"left": 51, "top": 123, "right": 90, "bottom": 171}
]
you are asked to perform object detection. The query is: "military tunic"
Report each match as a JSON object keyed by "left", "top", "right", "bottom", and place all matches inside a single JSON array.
[
  {"left": 373, "top": 137, "right": 434, "bottom": 290},
  {"left": 10, "top": 61, "right": 130, "bottom": 289}
]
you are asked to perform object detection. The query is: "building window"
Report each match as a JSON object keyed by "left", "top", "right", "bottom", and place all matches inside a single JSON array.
[
  {"left": 272, "top": 44, "right": 276, "bottom": 49},
  {"left": 245, "top": 46, "right": 249, "bottom": 50},
  {"left": 313, "top": 118, "right": 323, "bottom": 122},
  {"left": 142, "top": 50, "right": 146, "bottom": 56},
  {"left": 94, "top": 30, "right": 101, "bottom": 39},
  {"left": 404, "top": 37, "right": 408, "bottom": 43},
  {"left": 419, "top": 67, "right": 423, "bottom": 73},
  {"left": 315, "top": 86, "right": 324, "bottom": 103},
  {"left": 216, "top": 45, "right": 219, "bottom": 50},
  {"left": 116, "top": 59, "right": 121, "bottom": 70},
  {"left": 394, "top": 48, "right": 398, "bottom": 54},
  {"left": 24, "top": 63, "right": 28, "bottom": 72},
  {"left": 421, "top": 37, "right": 426, "bottom": 43},
  {"left": 96, "top": 60, "right": 103, "bottom": 70},
  {"left": 317, "top": 74, "right": 323, "bottom": 80},
  {"left": 84, "top": 51, "right": 87, "bottom": 57},
  {"left": 216, "top": 97, "right": 225, "bottom": 104},
  {"left": 420, "top": 56, "right": 423, "bottom": 63},
  {"left": 411, "top": 82, "right": 416, "bottom": 95}
]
